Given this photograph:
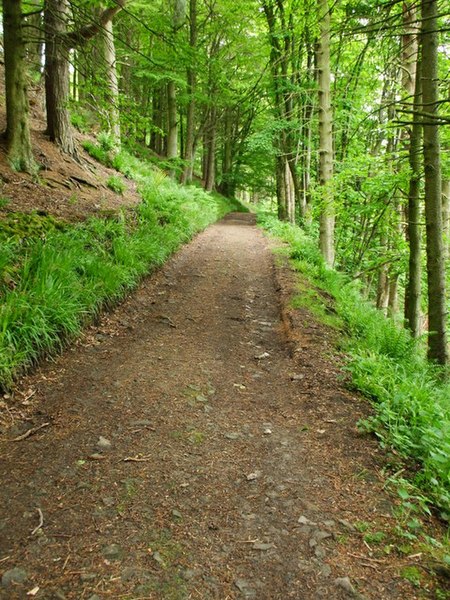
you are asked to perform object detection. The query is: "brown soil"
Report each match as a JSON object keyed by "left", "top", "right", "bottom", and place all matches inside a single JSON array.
[
  {"left": 0, "top": 213, "right": 447, "bottom": 600},
  {"left": 0, "top": 93, "right": 141, "bottom": 223}
]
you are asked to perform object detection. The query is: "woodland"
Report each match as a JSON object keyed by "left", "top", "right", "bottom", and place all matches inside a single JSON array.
[{"left": 0, "top": 0, "right": 450, "bottom": 562}]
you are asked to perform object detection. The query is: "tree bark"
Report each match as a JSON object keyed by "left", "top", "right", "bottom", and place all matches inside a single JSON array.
[
  {"left": 421, "top": 0, "right": 448, "bottom": 364},
  {"left": 204, "top": 107, "right": 217, "bottom": 192},
  {"left": 45, "top": 0, "right": 77, "bottom": 155},
  {"left": 103, "top": 16, "right": 121, "bottom": 148},
  {"left": 180, "top": 0, "right": 197, "bottom": 184},
  {"left": 443, "top": 179, "right": 450, "bottom": 259},
  {"left": 220, "top": 107, "right": 234, "bottom": 197},
  {"left": 405, "top": 57, "right": 422, "bottom": 337},
  {"left": 167, "top": 79, "right": 178, "bottom": 164},
  {"left": 2, "top": 0, "right": 35, "bottom": 173},
  {"left": 316, "top": 0, "right": 335, "bottom": 266}
]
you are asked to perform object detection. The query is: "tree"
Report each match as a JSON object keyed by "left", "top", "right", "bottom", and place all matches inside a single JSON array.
[
  {"left": 2, "top": 0, "right": 35, "bottom": 173},
  {"left": 44, "top": 0, "right": 125, "bottom": 155},
  {"left": 421, "top": 0, "right": 448, "bottom": 364},
  {"left": 180, "top": 0, "right": 198, "bottom": 184},
  {"left": 316, "top": 0, "right": 335, "bottom": 266}
]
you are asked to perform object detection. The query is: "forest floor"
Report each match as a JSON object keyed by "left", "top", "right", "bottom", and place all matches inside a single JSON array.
[{"left": 0, "top": 211, "right": 447, "bottom": 600}]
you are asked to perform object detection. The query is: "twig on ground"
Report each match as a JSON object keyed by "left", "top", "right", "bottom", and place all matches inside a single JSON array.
[
  {"left": 348, "top": 552, "right": 387, "bottom": 564},
  {"left": 21, "top": 389, "right": 37, "bottom": 403},
  {"left": 31, "top": 508, "right": 44, "bottom": 535},
  {"left": 11, "top": 422, "right": 50, "bottom": 442},
  {"left": 123, "top": 455, "right": 152, "bottom": 462},
  {"left": 0, "top": 556, "right": 10, "bottom": 563}
]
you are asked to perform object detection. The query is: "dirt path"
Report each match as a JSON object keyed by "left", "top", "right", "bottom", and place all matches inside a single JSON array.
[{"left": 0, "top": 214, "right": 434, "bottom": 599}]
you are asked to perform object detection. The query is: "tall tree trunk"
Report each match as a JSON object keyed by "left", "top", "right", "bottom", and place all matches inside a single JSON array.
[
  {"left": 2, "top": 0, "right": 35, "bottom": 173},
  {"left": 167, "top": 80, "right": 178, "bottom": 166},
  {"left": 405, "top": 57, "right": 422, "bottom": 336},
  {"left": 421, "top": 0, "right": 448, "bottom": 364},
  {"left": 204, "top": 108, "right": 217, "bottom": 192},
  {"left": 275, "top": 155, "right": 287, "bottom": 221},
  {"left": 103, "top": 16, "right": 121, "bottom": 148},
  {"left": 150, "top": 86, "right": 164, "bottom": 155},
  {"left": 285, "top": 160, "right": 296, "bottom": 224},
  {"left": 44, "top": 0, "right": 76, "bottom": 156},
  {"left": 220, "top": 107, "right": 234, "bottom": 197},
  {"left": 443, "top": 179, "right": 450, "bottom": 259},
  {"left": 316, "top": 0, "right": 335, "bottom": 266},
  {"left": 181, "top": 0, "right": 197, "bottom": 184}
]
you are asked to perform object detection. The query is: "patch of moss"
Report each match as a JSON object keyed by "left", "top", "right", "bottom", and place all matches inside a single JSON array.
[{"left": 0, "top": 211, "right": 66, "bottom": 241}]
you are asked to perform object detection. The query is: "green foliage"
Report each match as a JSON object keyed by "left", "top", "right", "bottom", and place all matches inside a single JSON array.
[
  {"left": 106, "top": 175, "right": 126, "bottom": 194},
  {"left": 97, "top": 131, "right": 117, "bottom": 152},
  {"left": 0, "top": 155, "right": 236, "bottom": 391},
  {"left": 258, "top": 212, "right": 450, "bottom": 515},
  {"left": 82, "top": 140, "right": 112, "bottom": 167}
]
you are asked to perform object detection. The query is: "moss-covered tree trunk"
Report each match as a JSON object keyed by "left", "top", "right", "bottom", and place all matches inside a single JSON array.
[
  {"left": 2, "top": 0, "right": 35, "bottom": 173},
  {"left": 421, "top": 0, "right": 448, "bottom": 365}
]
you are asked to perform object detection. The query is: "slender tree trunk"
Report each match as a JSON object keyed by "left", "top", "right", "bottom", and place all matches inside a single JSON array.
[
  {"left": 443, "top": 179, "right": 450, "bottom": 259},
  {"left": 421, "top": 0, "right": 448, "bottom": 364},
  {"left": 205, "top": 108, "right": 217, "bottom": 192},
  {"left": 405, "top": 57, "right": 422, "bottom": 336},
  {"left": 103, "top": 16, "right": 121, "bottom": 148},
  {"left": 150, "top": 87, "right": 164, "bottom": 155},
  {"left": 167, "top": 80, "right": 178, "bottom": 165},
  {"left": 316, "top": 0, "right": 335, "bottom": 266},
  {"left": 220, "top": 107, "right": 234, "bottom": 197},
  {"left": 181, "top": 0, "right": 197, "bottom": 184},
  {"left": 275, "top": 155, "right": 287, "bottom": 221},
  {"left": 2, "top": 0, "right": 35, "bottom": 173}
]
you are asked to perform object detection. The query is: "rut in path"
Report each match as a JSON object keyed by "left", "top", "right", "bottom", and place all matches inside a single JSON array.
[{"left": 0, "top": 213, "right": 420, "bottom": 599}]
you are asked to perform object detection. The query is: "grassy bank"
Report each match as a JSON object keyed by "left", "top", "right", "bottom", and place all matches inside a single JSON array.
[
  {"left": 0, "top": 151, "right": 242, "bottom": 390},
  {"left": 258, "top": 212, "right": 450, "bottom": 517}
]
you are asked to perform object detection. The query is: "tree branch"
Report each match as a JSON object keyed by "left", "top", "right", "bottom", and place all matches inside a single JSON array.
[{"left": 65, "top": 0, "right": 125, "bottom": 48}]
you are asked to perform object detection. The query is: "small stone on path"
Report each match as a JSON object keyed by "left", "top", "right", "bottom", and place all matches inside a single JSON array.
[
  {"left": 234, "top": 578, "right": 255, "bottom": 597},
  {"left": 2, "top": 567, "right": 28, "bottom": 587},
  {"left": 252, "top": 542, "right": 274, "bottom": 551},
  {"left": 97, "top": 436, "right": 112, "bottom": 451},
  {"left": 335, "top": 577, "right": 357, "bottom": 595},
  {"left": 102, "top": 544, "right": 122, "bottom": 560},
  {"left": 246, "top": 471, "right": 262, "bottom": 481}
]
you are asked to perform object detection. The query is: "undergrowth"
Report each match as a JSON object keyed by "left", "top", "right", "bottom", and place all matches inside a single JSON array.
[
  {"left": 258, "top": 211, "right": 450, "bottom": 517},
  {"left": 0, "top": 145, "right": 239, "bottom": 390}
]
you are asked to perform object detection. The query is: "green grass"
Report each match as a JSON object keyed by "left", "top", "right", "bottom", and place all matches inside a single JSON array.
[
  {"left": 0, "top": 147, "right": 238, "bottom": 390},
  {"left": 106, "top": 175, "right": 126, "bottom": 194},
  {"left": 258, "top": 211, "right": 450, "bottom": 517}
]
